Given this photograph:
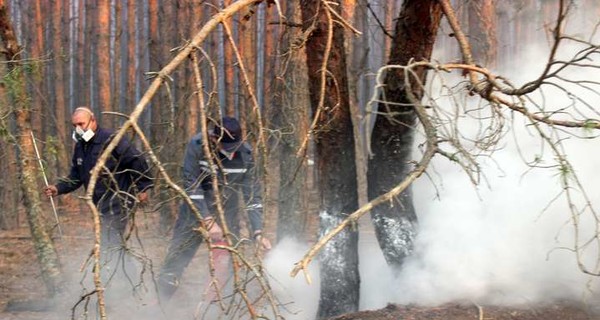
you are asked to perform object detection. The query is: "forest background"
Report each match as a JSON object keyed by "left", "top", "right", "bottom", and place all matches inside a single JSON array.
[{"left": 1, "top": 0, "right": 600, "bottom": 320}]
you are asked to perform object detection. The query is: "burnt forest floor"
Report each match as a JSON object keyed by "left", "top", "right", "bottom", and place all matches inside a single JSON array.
[{"left": 1, "top": 198, "right": 600, "bottom": 320}]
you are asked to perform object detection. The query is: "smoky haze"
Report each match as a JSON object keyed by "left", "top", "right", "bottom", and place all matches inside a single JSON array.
[{"left": 264, "top": 9, "right": 600, "bottom": 319}]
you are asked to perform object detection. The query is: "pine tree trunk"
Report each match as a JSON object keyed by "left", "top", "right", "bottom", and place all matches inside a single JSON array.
[
  {"left": 0, "top": 65, "right": 19, "bottom": 229},
  {"left": 300, "top": 0, "right": 360, "bottom": 317},
  {"left": 273, "top": 0, "right": 311, "bottom": 242},
  {"left": 97, "top": 0, "right": 111, "bottom": 123},
  {"left": 468, "top": 0, "right": 497, "bottom": 68},
  {"left": 0, "top": 1, "right": 64, "bottom": 295},
  {"left": 50, "top": 0, "right": 69, "bottom": 178},
  {"left": 367, "top": 0, "right": 442, "bottom": 272},
  {"left": 223, "top": 0, "right": 236, "bottom": 116}
]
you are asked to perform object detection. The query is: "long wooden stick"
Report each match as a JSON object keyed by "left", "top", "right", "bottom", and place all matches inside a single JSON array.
[{"left": 30, "top": 131, "right": 62, "bottom": 237}]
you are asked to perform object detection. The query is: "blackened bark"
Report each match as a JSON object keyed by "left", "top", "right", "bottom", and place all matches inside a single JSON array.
[
  {"left": 367, "top": 0, "right": 442, "bottom": 272},
  {"left": 300, "top": 0, "right": 360, "bottom": 317}
]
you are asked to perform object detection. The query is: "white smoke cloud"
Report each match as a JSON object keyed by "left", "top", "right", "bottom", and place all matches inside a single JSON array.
[
  {"left": 361, "top": 22, "right": 600, "bottom": 309},
  {"left": 263, "top": 237, "right": 320, "bottom": 320}
]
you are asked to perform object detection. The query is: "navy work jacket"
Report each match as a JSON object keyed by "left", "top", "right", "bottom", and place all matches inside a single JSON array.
[
  {"left": 56, "top": 127, "right": 153, "bottom": 209},
  {"left": 182, "top": 133, "right": 263, "bottom": 236}
]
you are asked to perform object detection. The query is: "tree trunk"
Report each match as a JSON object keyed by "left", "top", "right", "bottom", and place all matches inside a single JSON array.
[
  {"left": 29, "top": 0, "right": 43, "bottom": 135},
  {"left": 97, "top": 0, "right": 111, "bottom": 123},
  {"left": 126, "top": 0, "right": 136, "bottom": 114},
  {"left": 300, "top": 0, "right": 360, "bottom": 317},
  {"left": 344, "top": 0, "right": 368, "bottom": 207},
  {"left": 50, "top": 0, "right": 69, "bottom": 178},
  {"left": 186, "top": 1, "right": 199, "bottom": 138},
  {"left": 239, "top": 4, "right": 256, "bottom": 125},
  {"left": 111, "top": 0, "right": 121, "bottom": 114},
  {"left": 273, "top": 0, "right": 311, "bottom": 242},
  {"left": 467, "top": 0, "right": 497, "bottom": 68},
  {"left": 0, "top": 65, "right": 19, "bottom": 230},
  {"left": 367, "top": 0, "right": 442, "bottom": 272},
  {"left": 223, "top": 0, "right": 235, "bottom": 116},
  {"left": 0, "top": 1, "right": 64, "bottom": 295}
]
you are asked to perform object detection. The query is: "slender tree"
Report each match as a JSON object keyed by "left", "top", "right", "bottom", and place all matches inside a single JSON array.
[
  {"left": 0, "top": 0, "right": 63, "bottom": 296},
  {"left": 97, "top": 0, "right": 111, "bottom": 123},
  {"left": 468, "top": 0, "right": 497, "bottom": 67},
  {"left": 50, "top": 0, "right": 69, "bottom": 178},
  {"left": 0, "top": 62, "right": 19, "bottom": 230},
  {"left": 300, "top": 0, "right": 360, "bottom": 317},
  {"left": 84, "top": 0, "right": 96, "bottom": 109},
  {"left": 367, "top": 0, "right": 442, "bottom": 272},
  {"left": 29, "top": 0, "right": 43, "bottom": 134},
  {"left": 273, "top": 0, "right": 311, "bottom": 241}
]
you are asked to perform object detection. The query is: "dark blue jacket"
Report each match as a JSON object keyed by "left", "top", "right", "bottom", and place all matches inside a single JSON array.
[
  {"left": 182, "top": 133, "right": 263, "bottom": 235},
  {"left": 56, "top": 127, "right": 153, "bottom": 210}
]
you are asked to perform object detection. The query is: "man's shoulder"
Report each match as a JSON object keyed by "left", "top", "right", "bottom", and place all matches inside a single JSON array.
[
  {"left": 240, "top": 142, "right": 253, "bottom": 154},
  {"left": 95, "top": 127, "right": 115, "bottom": 143}
]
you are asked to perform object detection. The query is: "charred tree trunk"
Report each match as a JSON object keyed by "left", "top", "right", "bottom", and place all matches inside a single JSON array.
[
  {"left": 0, "top": 0, "right": 63, "bottom": 295},
  {"left": 301, "top": 0, "right": 360, "bottom": 317},
  {"left": 367, "top": 0, "right": 442, "bottom": 272},
  {"left": 273, "top": 0, "right": 311, "bottom": 242}
]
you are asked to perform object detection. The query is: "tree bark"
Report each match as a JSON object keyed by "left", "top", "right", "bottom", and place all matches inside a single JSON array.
[
  {"left": 50, "top": 0, "right": 69, "bottom": 178},
  {"left": 97, "top": 0, "right": 111, "bottom": 123},
  {"left": 468, "top": 0, "right": 497, "bottom": 68},
  {"left": 29, "top": 0, "right": 43, "bottom": 135},
  {"left": 0, "top": 64, "right": 19, "bottom": 230},
  {"left": 273, "top": 0, "right": 311, "bottom": 242},
  {"left": 344, "top": 0, "right": 368, "bottom": 207},
  {"left": 126, "top": 0, "right": 136, "bottom": 114},
  {"left": 300, "top": 0, "right": 360, "bottom": 317},
  {"left": 223, "top": 0, "right": 235, "bottom": 116},
  {"left": 367, "top": 0, "right": 442, "bottom": 272},
  {"left": 239, "top": 4, "right": 256, "bottom": 125},
  {"left": 0, "top": 0, "right": 64, "bottom": 296}
]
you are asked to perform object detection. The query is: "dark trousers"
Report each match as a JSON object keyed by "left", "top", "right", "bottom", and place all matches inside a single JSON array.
[
  {"left": 157, "top": 195, "right": 240, "bottom": 301},
  {"left": 97, "top": 200, "right": 136, "bottom": 289}
]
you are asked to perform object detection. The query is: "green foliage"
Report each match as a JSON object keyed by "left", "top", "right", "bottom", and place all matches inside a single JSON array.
[
  {"left": 2, "top": 65, "right": 30, "bottom": 109},
  {"left": 582, "top": 119, "right": 597, "bottom": 136},
  {"left": 44, "top": 135, "right": 59, "bottom": 158}
]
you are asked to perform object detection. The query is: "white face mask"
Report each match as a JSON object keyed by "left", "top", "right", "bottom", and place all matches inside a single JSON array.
[{"left": 72, "top": 126, "right": 95, "bottom": 142}]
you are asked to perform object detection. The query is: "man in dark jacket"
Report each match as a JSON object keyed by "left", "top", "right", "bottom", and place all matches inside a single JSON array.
[
  {"left": 157, "top": 116, "right": 271, "bottom": 302},
  {"left": 44, "top": 107, "right": 153, "bottom": 279}
]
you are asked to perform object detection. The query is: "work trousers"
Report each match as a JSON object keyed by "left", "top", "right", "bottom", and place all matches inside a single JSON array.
[{"left": 157, "top": 193, "right": 241, "bottom": 301}]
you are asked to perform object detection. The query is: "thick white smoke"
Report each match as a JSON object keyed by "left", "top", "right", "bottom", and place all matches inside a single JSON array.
[{"left": 264, "top": 12, "right": 600, "bottom": 318}]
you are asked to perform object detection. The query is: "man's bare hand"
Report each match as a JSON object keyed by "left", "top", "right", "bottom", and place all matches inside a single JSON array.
[
  {"left": 203, "top": 217, "right": 223, "bottom": 241},
  {"left": 254, "top": 233, "right": 272, "bottom": 251},
  {"left": 137, "top": 191, "right": 149, "bottom": 204},
  {"left": 43, "top": 185, "right": 58, "bottom": 197}
]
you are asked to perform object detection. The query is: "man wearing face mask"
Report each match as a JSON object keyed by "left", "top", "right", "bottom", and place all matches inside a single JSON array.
[
  {"left": 156, "top": 116, "right": 271, "bottom": 303},
  {"left": 43, "top": 107, "right": 153, "bottom": 283}
]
